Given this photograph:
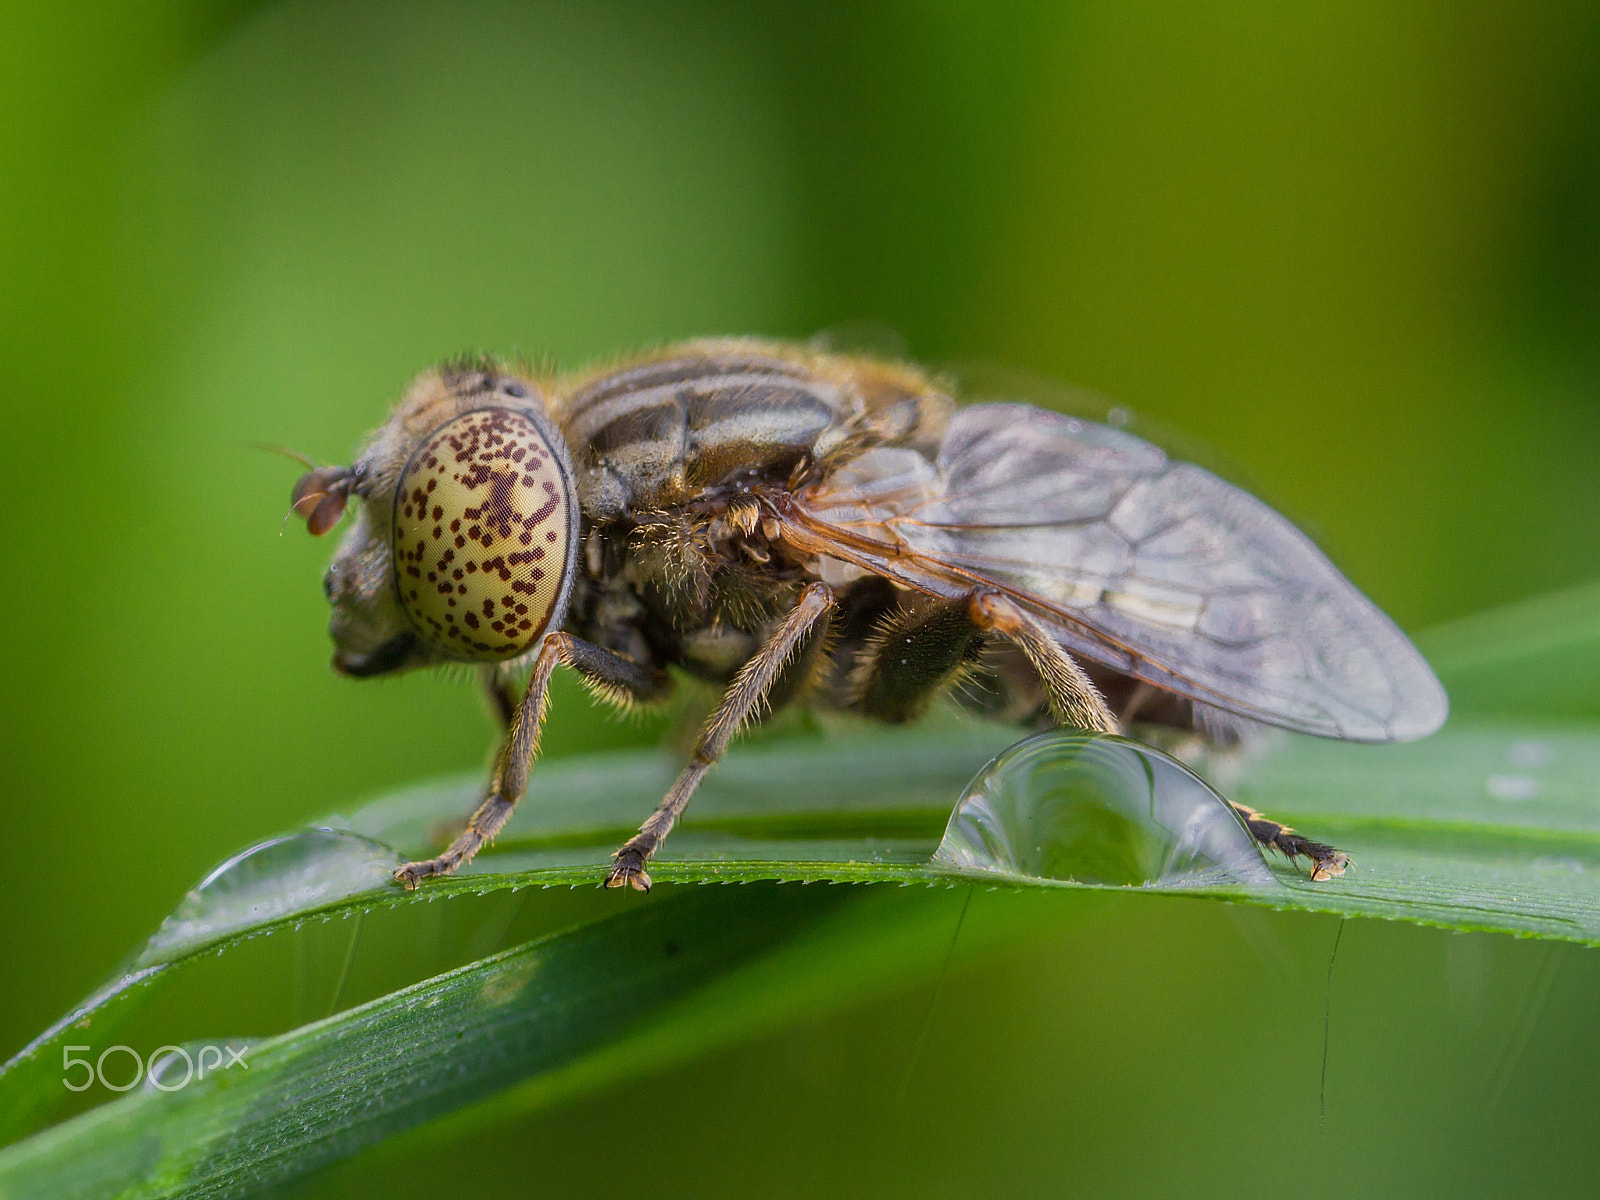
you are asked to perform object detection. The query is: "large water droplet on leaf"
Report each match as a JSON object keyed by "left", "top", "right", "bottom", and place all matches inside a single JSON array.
[
  {"left": 933, "top": 731, "right": 1280, "bottom": 891},
  {"left": 136, "top": 829, "right": 403, "bottom": 967}
]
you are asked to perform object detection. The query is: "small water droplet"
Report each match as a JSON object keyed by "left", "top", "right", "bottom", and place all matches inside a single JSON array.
[
  {"left": 136, "top": 830, "right": 403, "bottom": 968},
  {"left": 933, "top": 731, "right": 1278, "bottom": 890},
  {"left": 1507, "top": 741, "right": 1553, "bottom": 770},
  {"left": 1485, "top": 774, "right": 1540, "bottom": 802},
  {"left": 1531, "top": 856, "right": 1587, "bottom": 874}
]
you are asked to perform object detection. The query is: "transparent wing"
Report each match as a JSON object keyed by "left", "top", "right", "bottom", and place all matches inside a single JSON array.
[{"left": 783, "top": 403, "right": 1448, "bottom": 742}]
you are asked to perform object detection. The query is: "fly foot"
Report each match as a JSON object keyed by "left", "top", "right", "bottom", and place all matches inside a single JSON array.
[{"left": 605, "top": 843, "right": 654, "bottom": 892}]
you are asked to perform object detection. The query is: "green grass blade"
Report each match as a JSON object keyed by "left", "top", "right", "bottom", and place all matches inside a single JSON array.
[
  {"left": 0, "top": 886, "right": 851, "bottom": 1197},
  {"left": 9, "top": 581, "right": 1600, "bottom": 1187},
  {"left": 10, "top": 712, "right": 1600, "bottom": 1148}
]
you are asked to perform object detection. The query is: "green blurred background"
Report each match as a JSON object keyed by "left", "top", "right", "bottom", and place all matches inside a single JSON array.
[{"left": 4, "top": 1, "right": 1600, "bottom": 1194}]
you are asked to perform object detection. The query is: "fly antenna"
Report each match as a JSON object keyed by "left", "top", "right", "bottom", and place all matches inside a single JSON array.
[
  {"left": 255, "top": 442, "right": 328, "bottom": 536},
  {"left": 248, "top": 441, "right": 322, "bottom": 471}
]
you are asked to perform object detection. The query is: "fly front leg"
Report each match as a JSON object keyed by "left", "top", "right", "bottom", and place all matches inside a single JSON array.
[
  {"left": 482, "top": 669, "right": 520, "bottom": 731},
  {"left": 394, "top": 634, "right": 671, "bottom": 889},
  {"left": 605, "top": 582, "right": 836, "bottom": 892}
]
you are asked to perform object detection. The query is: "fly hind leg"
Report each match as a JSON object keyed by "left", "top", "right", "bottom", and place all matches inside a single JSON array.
[
  {"left": 967, "top": 591, "right": 1118, "bottom": 734},
  {"left": 850, "top": 592, "right": 989, "bottom": 724},
  {"left": 1228, "top": 802, "right": 1349, "bottom": 881},
  {"left": 606, "top": 582, "right": 836, "bottom": 891},
  {"left": 847, "top": 589, "right": 1116, "bottom": 730},
  {"left": 968, "top": 590, "right": 1348, "bottom": 881}
]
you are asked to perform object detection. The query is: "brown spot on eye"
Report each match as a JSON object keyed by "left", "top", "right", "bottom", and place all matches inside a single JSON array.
[
  {"left": 546, "top": 530, "right": 557, "bottom": 542},
  {"left": 465, "top": 612, "right": 479, "bottom": 629},
  {"left": 432, "top": 505, "right": 443, "bottom": 521}
]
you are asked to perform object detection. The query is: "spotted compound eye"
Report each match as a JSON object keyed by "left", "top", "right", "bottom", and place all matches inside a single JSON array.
[{"left": 392, "top": 408, "right": 576, "bottom": 661}]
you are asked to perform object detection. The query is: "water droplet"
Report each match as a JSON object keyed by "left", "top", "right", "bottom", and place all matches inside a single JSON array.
[
  {"left": 1485, "top": 774, "right": 1540, "bottom": 802},
  {"left": 1507, "top": 741, "right": 1553, "bottom": 770},
  {"left": 1531, "top": 856, "right": 1587, "bottom": 874},
  {"left": 136, "top": 830, "right": 403, "bottom": 968},
  {"left": 933, "top": 731, "right": 1279, "bottom": 890}
]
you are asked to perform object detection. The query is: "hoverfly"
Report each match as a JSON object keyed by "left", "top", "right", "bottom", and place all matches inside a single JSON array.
[{"left": 289, "top": 339, "right": 1447, "bottom": 891}]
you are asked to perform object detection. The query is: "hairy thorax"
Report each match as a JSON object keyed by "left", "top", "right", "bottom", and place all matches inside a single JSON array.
[
  {"left": 557, "top": 342, "right": 951, "bottom": 691},
  {"left": 568, "top": 493, "right": 812, "bottom": 689}
]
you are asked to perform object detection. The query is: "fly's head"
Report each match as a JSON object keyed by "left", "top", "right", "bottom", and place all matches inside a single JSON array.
[{"left": 291, "top": 359, "right": 580, "bottom": 678}]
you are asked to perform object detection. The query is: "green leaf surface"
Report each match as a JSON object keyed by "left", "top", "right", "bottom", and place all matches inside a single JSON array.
[
  {"left": 1418, "top": 579, "right": 1600, "bottom": 721},
  {"left": 0, "top": 882, "right": 1102, "bottom": 1200},
  {"left": 8, "top": 584, "right": 1600, "bottom": 1196}
]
